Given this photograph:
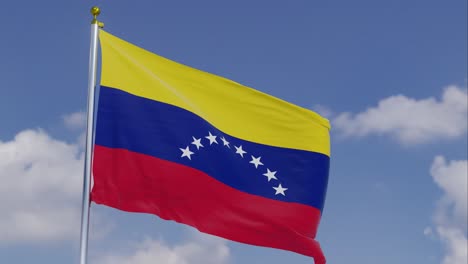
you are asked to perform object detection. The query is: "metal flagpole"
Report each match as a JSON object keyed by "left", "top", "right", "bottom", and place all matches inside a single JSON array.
[{"left": 79, "top": 6, "right": 102, "bottom": 264}]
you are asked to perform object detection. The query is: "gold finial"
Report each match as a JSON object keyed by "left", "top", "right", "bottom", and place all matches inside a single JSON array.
[
  {"left": 90, "top": 6, "right": 103, "bottom": 26},
  {"left": 91, "top": 6, "right": 100, "bottom": 16}
]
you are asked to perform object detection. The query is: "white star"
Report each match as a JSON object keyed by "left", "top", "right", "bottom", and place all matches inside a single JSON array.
[
  {"left": 249, "top": 155, "right": 263, "bottom": 168},
  {"left": 220, "top": 137, "right": 230, "bottom": 148},
  {"left": 234, "top": 145, "right": 247, "bottom": 157},
  {"left": 205, "top": 132, "right": 218, "bottom": 145},
  {"left": 191, "top": 136, "right": 204, "bottom": 150},
  {"left": 263, "top": 169, "right": 278, "bottom": 182},
  {"left": 179, "top": 146, "right": 194, "bottom": 160},
  {"left": 273, "top": 184, "right": 288, "bottom": 196}
]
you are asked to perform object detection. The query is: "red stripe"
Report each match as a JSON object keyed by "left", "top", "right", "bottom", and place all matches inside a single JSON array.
[{"left": 92, "top": 145, "right": 325, "bottom": 263}]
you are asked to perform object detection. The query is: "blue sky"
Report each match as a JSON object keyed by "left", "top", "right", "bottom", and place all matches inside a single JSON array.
[{"left": 0, "top": 1, "right": 466, "bottom": 264}]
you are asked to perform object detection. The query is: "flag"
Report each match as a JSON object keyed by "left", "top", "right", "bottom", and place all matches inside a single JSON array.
[{"left": 92, "top": 30, "right": 330, "bottom": 264}]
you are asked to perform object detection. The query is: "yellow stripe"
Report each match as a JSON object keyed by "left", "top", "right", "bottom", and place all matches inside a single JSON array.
[{"left": 99, "top": 30, "right": 330, "bottom": 156}]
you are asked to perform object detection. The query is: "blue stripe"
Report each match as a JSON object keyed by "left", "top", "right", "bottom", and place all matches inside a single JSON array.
[{"left": 95, "top": 86, "right": 329, "bottom": 211}]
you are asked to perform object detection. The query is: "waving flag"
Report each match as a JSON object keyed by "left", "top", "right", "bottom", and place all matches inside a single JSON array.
[{"left": 92, "top": 30, "right": 330, "bottom": 264}]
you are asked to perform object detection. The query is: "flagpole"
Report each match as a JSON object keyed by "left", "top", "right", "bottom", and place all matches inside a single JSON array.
[{"left": 79, "top": 6, "right": 102, "bottom": 264}]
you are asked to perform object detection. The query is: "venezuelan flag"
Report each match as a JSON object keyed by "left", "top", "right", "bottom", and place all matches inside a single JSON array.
[{"left": 92, "top": 30, "right": 330, "bottom": 264}]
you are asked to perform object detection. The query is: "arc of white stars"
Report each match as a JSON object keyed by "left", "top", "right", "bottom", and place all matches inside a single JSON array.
[
  {"left": 183, "top": 133, "right": 290, "bottom": 195},
  {"left": 234, "top": 145, "right": 247, "bottom": 157},
  {"left": 205, "top": 132, "right": 218, "bottom": 145},
  {"left": 220, "top": 137, "right": 230, "bottom": 148},
  {"left": 263, "top": 169, "right": 278, "bottom": 182},
  {"left": 249, "top": 155, "right": 264, "bottom": 168},
  {"left": 273, "top": 184, "right": 288, "bottom": 196},
  {"left": 191, "top": 136, "right": 204, "bottom": 150},
  {"left": 180, "top": 146, "right": 194, "bottom": 160}
]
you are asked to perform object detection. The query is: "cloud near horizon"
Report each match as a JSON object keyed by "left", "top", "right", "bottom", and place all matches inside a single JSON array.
[
  {"left": 94, "top": 233, "right": 230, "bottom": 264},
  {"left": 63, "top": 111, "right": 86, "bottom": 130},
  {"left": 333, "top": 85, "right": 467, "bottom": 144},
  {"left": 0, "top": 129, "right": 83, "bottom": 243},
  {"left": 430, "top": 156, "right": 467, "bottom": 264}
]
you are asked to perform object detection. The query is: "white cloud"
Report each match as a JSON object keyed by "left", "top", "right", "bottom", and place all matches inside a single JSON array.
[
  {"left": 312, "top": 104, "right": 334, "bottom": 119},
  {"left": 333, "top": 85, "right": 467, "bottom": 144},
  {"left": 436, "top": 227, "right": 467, "bottom": 264},
  {"left": 431, "top": 156, "right": 468, "bottom": 227},
  {"left": 0, "top": 129, "right": 84, "bottom": 243},
  {"left": 63, "top": 111, "right": 87, "bottom": 147},
  {"left": 430, "top": 156, "right": 467, "bottom": 264},
  {"left": 424, "top": 227, "right": 434, "bottom": 237},
  {"left": 95, "top": 233, "right": 230, "bottom": 264},
  {"left": 63, "top": 111, "right": 86, "bottom": 130}
]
